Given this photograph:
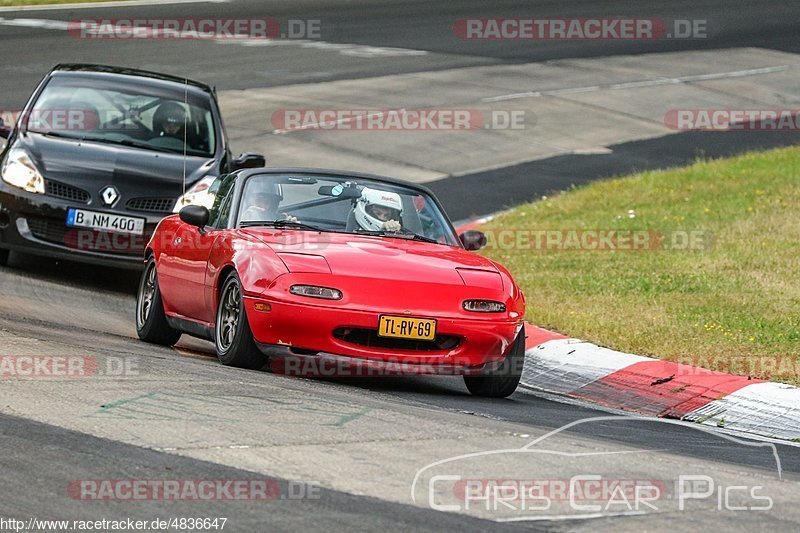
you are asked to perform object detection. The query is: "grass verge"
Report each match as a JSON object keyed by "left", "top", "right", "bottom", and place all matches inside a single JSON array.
[{"left": 480, "top": 147, "right": 800, "bottom": 384}]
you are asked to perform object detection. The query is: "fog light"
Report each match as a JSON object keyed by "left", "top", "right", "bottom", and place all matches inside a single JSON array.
[
  {"left": 463, "top": 300, "right": 506, "bottom": 313},
  {"left": 290, "top": 285, "right": 342, "bottom": 300}
]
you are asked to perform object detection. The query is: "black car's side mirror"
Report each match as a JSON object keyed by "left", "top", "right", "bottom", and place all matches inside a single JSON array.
[
  {"left": 459, "top": 230, "right": 487, "bottom": 251},
  {"left": 179, "top": 205, "right": 210, "bottom": 232},
  {"left": 232, "top": 152, "right": 265, "bottom": 170}
]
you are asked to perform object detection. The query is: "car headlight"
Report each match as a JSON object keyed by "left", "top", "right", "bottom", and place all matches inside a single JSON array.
[
  {"left": 1, "top": 147, "right": 45, "bottom": 194},
  {"left": 463, "top": 299, "right": 506, "bottom": 313},
  {"left": 290, "top": 285, "right": 343, "bottom": 300},
  {"left": 173, "top": 176, "right": 216, "bottom": 213}
]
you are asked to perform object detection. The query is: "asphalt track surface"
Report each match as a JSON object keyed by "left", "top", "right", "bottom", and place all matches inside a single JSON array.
[{"left": 1, "top": 1, "right": 799, "bottom": 530}]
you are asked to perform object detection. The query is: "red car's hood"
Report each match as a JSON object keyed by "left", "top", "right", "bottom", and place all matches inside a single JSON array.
[{"left": 242, "top": 229, "right": 499, "bottom": 284}]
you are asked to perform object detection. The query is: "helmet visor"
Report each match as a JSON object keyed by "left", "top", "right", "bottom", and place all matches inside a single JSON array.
[{"left": 366, "top": 204, "right": 400, "bottom": 222}]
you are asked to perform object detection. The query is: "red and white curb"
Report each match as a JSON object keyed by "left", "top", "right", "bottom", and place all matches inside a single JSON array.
[
  {"left": 454, "top": 218, "right": 800, "bottom": 442},
  {"left": 521, "top": 318, "right": 800, "bottom": 442}
]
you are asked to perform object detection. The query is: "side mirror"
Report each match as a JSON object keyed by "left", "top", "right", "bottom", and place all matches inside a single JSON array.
[
  {"left": 179, "top": 205, "right": 210, "bottom": 230},
  {"left": 459, "top": 230, "right": 487, "bottom": 251},
  {"left": 232, "top": 152, "right": 265, "bottom": 170}
]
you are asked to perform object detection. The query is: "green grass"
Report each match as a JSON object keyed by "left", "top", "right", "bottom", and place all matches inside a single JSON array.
[
  {"left": 480, "top": 147, "right": 800, "bottom": 384},
  {"left": 0, "top": 0, "right": 121, "bottom": 6}
]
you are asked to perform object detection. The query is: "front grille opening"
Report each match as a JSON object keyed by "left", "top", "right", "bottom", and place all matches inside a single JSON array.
[
  {"left": 126, "top": 197, "right": 175, "bottom": 213},
  {"left": 333, "top": 327, "right": 461, "bottom": 352},
  {"left": 44, "top": 180, "right": 90, "bottom": 203}
]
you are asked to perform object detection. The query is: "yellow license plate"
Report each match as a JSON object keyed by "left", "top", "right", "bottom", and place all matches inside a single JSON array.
[{"left": 378, "top": 315, "right": 437, "bottom": 341}]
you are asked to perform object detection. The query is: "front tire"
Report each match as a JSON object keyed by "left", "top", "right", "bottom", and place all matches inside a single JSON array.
[
  {"left": 463, "top": 330, "right": 525, "bottom": 398},
  {"left": 215, "top": 272, "right": 264, "bottom": 370},
  {"left": 136, "top": 257, "right": 182, "bottom": 346},
  {"left": 0, "top": 249, "right": 9, "bottom": 267}
]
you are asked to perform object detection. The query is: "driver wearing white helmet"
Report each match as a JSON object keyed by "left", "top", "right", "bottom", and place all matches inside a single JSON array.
[{"left": 354, "top": 187, "right": 403, "bottom": 232}]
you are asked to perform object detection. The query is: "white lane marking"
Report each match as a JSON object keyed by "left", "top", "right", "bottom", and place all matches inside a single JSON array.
[
  {"left": 483, "top": 65, "right": 791, "bottom": 102},
  {"left": 216, "top": 38, "right": 428, "bottom": 58},
  {"left": 0, "top": 16, "right": 429, "bottom": 58},
  {"left": 0, "top": 16, "right": 70, "bottom": 29},
  {"left": 0, "top": 0, "right": 228, "bottom": 13}
]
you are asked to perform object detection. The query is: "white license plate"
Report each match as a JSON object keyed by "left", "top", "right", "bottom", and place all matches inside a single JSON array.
[{"left": 66, "top": 208, "right": 145, "bottom": 236}]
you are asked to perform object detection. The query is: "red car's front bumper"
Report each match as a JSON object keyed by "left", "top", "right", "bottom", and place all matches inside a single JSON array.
[{"left": 243, "top": 296, "right": 523, "bottom": 375}]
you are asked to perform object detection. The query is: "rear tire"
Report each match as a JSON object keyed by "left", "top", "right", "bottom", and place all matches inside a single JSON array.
[
  {"left": 135, "top": 257, "right": 182, "bottom": 346},
  {"left": 463, "top": 330, "right": 525, "bottom": 398},
  {"left": 215, "top": 272, "right": 264, "bottom": 370},
  {"left": 0, "top": 248, "right": 9, "bottom": 267}
]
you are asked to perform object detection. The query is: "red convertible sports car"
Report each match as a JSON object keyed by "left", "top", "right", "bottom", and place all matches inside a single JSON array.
[{"left": 135, "top": 168, "right": 526, "bottom": 397}]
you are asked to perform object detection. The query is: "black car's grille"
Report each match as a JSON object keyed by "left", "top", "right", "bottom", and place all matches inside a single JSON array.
[
  {"left": 26, "top": 216, "right": 149, "bottom": 256},
  {"left": 333, "top": 327, "right": 461, "bottom": 352},
  {"left": 44, "top": 180, "right": 90, "bottom": 203},
  {"left": 126, "top": 197, "right": 175, "bottom": 214}
]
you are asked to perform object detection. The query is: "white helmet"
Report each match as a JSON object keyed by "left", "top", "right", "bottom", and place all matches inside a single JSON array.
[{"left": 354, "top": 187, "right": 403, "bottom": 231}]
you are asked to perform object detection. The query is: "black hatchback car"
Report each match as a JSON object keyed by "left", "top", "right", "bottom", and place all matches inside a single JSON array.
[{"left": 0, "top": 64, "right": 264, "bottom": 269}]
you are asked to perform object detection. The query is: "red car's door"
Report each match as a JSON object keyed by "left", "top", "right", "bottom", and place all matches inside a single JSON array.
[
  {"left": 161, "top": 225, "right": 218, "bottom": 322},
  {"left": 158, "top": 174, "right": 237, "bottom": 323}
]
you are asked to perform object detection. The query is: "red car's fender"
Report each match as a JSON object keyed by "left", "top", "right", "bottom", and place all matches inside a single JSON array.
[{"left": 203, "top": 230, "right": 289, "bottom": 324}]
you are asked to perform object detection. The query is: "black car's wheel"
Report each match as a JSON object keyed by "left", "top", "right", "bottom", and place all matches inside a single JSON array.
[
  {"left": 215, "top": 272, "right": 264, "bottom": 370},
  {"left": 0, "top": 249, "right": 8, "bottom": 267},
  {"left": 136, "top": 257, "right": 182, "bottom": 346},
  {"left": 463, "top": 330, "right": 525, "bottom": 398}
]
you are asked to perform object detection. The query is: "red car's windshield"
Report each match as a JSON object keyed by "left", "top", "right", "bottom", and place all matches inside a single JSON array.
[{"left": 233, "top": 174, "right": 460, "bottom": 246}]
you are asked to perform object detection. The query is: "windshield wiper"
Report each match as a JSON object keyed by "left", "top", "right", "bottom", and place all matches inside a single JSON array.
[
  {"left": 37, "top": 130, "right": 85, "bottom": 140},
  {"left": 354, "top": 229, "right": 440, "bottom": 244},
  {"left": 240, "top": 219, "right": 325, "bottom": 232},
  {"left": 37, "top": 132, "right": 199, "bottom": 155}
]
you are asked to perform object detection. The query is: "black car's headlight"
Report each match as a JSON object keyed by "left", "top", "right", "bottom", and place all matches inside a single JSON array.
[
  {"left": 1, "top": 147, "right": 45, "bottom": 194},
  {"left": 173, "top": 176, "right": 216, "bottom": 213}
]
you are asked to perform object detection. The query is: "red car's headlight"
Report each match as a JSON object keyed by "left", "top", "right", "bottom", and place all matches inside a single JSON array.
[
  {"left": 290, "top": 285, "right": 343, "bottom": 300},
  {"left": 463, "top": 299, "right": 506, "bottom": 313}
]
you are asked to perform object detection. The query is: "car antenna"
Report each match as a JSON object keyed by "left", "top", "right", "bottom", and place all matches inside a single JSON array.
[{"left": 182, "top": 78, "right": 189, "bottom": 197}]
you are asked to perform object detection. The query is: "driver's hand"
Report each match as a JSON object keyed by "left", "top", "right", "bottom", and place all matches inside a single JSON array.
[
  {"left": 282, "top": 213, "right": 298, "bottom": 223},
  {"left": 382, "top": 219, "right": 401, "bottom": 232}
]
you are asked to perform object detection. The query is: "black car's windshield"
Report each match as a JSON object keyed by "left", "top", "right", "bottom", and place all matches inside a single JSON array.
[
  {"left": 25, "top": 74, "right": 217, "bottom": 157},
  {"left": 231, "top": 173, "right": 460, "bottom": 246}
]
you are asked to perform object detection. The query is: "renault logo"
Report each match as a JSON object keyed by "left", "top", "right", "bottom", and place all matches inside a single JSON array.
[{"left": 100, "top": 186, "right": 119, "bottom": 206}]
